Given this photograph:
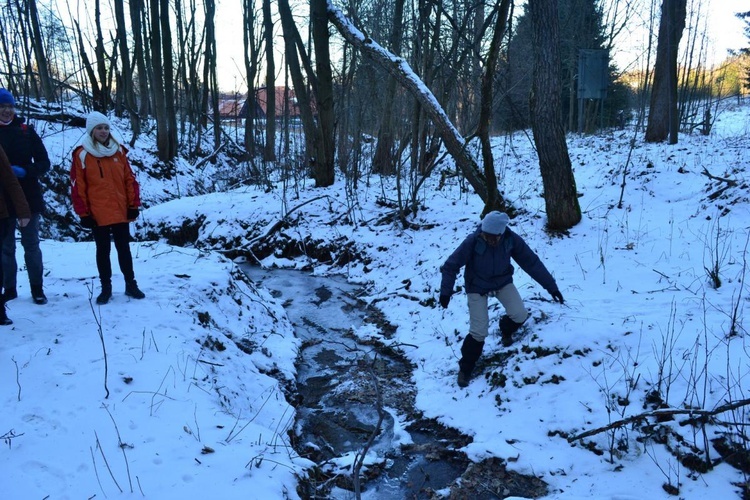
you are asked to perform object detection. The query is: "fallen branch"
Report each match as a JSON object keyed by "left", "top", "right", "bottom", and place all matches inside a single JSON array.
[
  {"left": 568, "top": 398, "right": 750, "bottom": 442},
  {"left": 701, "top": 167, "right": 738, "bottom": 200}
]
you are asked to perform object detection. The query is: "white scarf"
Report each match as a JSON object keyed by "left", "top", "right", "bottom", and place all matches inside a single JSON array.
[{"left": 81, "top": 134, "right": 120, "bottom": 158}]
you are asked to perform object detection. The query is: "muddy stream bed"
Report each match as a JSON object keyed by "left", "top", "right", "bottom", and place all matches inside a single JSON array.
[{"left": 242, "top": 265, "right": 548, "bottom": 499}]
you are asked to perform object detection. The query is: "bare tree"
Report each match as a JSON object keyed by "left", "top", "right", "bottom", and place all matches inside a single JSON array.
[
  {"left": 277, "top": 0, "right": 317, "bottom": 169},
  {"left": 311, "top": 0, "right": 335, "bottom": 187},
  {"left": 327, "top": 4, "right": 490, "bottom": 201},
  {"left": 371, "top": 0, "right": 405, "bottom": 175},
  {"left": 242, "top": 0, "right": 262, "bottom": 157},
  {"left": 475, "top": 0, "right": 513, "bottom": 214},
  {"left": 528, "top": 0, "right": 581, "bottom": 230},
  {"left": 149, "top": 0, "right": 178, "bottom": 161},
  {"left": 27, "top": 0, "right": 55, "bottom": 101},
  {"left": 262, "top": 0, "right": 276, "bottom": 161},
  {"left": 645, "top": 0, "right": 687, "bottom": 144},
  {"left": 203, "top": 0, "right": 221, "bottom": 150},
  {"left": 129, "top": 0, "right": 150, "bottom": 120},
  {"left": 113, "top": 0, "right": 141, "bottom": 143}
]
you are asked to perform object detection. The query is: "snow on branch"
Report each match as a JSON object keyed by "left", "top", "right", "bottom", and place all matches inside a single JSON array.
[{"left": 326, "top": 1, "right": 489, "bottom": 201}]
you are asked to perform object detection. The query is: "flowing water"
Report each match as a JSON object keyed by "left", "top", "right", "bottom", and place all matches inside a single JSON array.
[{"left": 242, "top": 265, "right": 471, "bottom": 499}]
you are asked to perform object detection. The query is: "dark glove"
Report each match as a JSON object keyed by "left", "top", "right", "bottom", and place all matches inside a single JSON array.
[
  {"left": 127, "top": 207, "right": 140, "bottom": 220},
  {"left": 11, "top": 165, "right": 26, "bottom": 178},
  {"left": 439, "top": 294, "right": 451, "bottom": 308},
  {"left": 551, "top": 290, "right": 564, "bottom": 304},
  {"left": 80, "top": 215, "right": 97, "bottom": 229}
]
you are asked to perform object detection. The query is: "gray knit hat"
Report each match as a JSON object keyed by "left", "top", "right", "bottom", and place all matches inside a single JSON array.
[{"left": 481, "top": 211, "right": 510, "bottom": 235}]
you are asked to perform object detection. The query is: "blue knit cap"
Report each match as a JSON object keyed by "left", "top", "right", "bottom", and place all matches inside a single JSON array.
[
  {"left": 481, "top": 211, "right": 510, "bottom": 235},
  {"left": 0, "top": 89, "right": 15, "bottom": 106}
]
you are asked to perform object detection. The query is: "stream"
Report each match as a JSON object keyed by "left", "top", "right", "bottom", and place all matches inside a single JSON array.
[{"left": 242, "top": 265, "right": 471, "bottom": 499}]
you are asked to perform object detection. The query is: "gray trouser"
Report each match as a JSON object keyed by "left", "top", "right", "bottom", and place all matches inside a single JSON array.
[
  {"left": 467, "top": 283, "right": 528, "bottom": 342},
  {"left": 2, "top": 213, "right": 44, "bottom": 289}
]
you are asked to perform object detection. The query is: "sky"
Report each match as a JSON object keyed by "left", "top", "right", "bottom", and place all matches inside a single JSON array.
[{"left": 1, "top": 89, "right": 749, "bottom": 498}]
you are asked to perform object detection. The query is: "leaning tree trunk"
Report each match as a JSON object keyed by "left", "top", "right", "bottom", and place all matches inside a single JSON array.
[
  {"left": 327, "top": 3, "right": 490, "bottom": 202},
  {"left": 645, "top": 0, "right": 687, "bottom": 144},
  {"left": 528, "top": 0, "right": 581, "bottom": 231}
]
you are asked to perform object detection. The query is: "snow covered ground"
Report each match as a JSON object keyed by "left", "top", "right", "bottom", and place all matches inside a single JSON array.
[{"left": 1, "top": 99, "right": 749, "bottom": 499}]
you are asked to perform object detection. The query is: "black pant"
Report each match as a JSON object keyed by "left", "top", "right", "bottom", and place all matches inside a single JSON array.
[{"left": 92, "top": 223, "right": 134, "bottom": 282}]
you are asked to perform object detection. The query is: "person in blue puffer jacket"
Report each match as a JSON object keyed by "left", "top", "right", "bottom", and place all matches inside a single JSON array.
[{"left": 439, "top": 211, "right": 564, "bottom": 388}]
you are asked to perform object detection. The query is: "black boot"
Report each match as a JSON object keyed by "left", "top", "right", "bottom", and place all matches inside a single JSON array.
[
  {"left": 31, "top": 284, "right": 47, "bottom": 305},
  {"left": 457, "top": 335, "right": 484, "bottom": 387},
  {"left": 96, "top": 280, "right": 112, "bottom": 305},
  {"left": 500, "top": 315, "right": 525, "bottom": 347},
  {"left": 0, "top": 298, "right": 12, "bottom": 325},
  {"left": 125, "top": 279, "right": 145, "bottom": 299}
]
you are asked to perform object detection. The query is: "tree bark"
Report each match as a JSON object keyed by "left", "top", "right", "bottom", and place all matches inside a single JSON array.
[
  {"left": 242, "top": 0, "right": 260, "bottom": 156},
  {"left": 93, "top": 0, "right": 111, "bottom": 112},
  {"left": 73, "top": 21, "right": 103, "bottom": 111},
  {"left": 129, "top": 0, "right": 150, "bottom": 120},
  {"left": 645, "top": 0, "right": 687, "bottom": 144},
  {"left": 262, "top": 0, "right": 276, "bottom": 161},
  {"left": 203, "top": 0, "right": 221, "bottom": 150},
  {"left": 477, "top": 0, "right": 512, "bottom": 214},
  {"left": 27, "top": 0, "right": 54, "bottom": 101},
  {"left": 327, "top": 3, "right": 489, "bottom": 202},
  {"left": 528, "top": 0, "right": 581, "bottom": 230},
  {"left": 371, "top": 0, "right": 405, "bottom": 175},
  {"left": 160, "top": 0, "right": 178, "bottom": 159},
  {"left": 278, "top": 0, "right": 317, "bottom": 169},
  {"left": 311, "top": 0, "right": 335, "bottom": 187},
  {"left": 113, "top": 0, "right": 140, "bottom": 143}
]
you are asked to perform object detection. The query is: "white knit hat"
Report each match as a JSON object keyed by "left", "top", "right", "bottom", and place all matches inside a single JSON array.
[
  {"left": 481, "top": 211, "right": 510, "bottom": 235},
  {"left": 86, "top": 111, "right": 110, "bottom": 136}
]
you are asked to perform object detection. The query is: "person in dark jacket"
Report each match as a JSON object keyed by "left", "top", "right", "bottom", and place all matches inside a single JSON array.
[
  {"left": 0, "top": 88, "right": 51, "bottom": 305},
  {"left": 439, "top": 211, "right": 564, "bottom": 387},
  {"left": 0, "top": 145, "right": 31, "bottom": 324}
]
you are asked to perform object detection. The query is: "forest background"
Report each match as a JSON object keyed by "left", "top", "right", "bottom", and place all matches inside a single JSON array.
[{"left": 2, "top": 0, "right": 749, "bottom": 208}]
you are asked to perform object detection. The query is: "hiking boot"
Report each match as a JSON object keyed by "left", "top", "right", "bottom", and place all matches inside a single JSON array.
[
  {"left": 457, "top": 370, "right": 471, "bottom": 388},
  {"left": 31, "top": 285, "right": 47, "bottom": 305},
  {"left": 125, "top": 280, "right": 145, "bottom": 299},
  {"left": 500, "top": 315, "right": 524, "bottom": 348},
  {"left": 96, "top": 281, "right": 112, "bottom": 305},
  {"left": 0, "top": 303, "right": 12, "bottom": 326},
  {"left": 3, "top": 288, "right": 17, "bottom": 301},
  {"left": 501, "top": 331, "right": 515, "bottom": 347}
]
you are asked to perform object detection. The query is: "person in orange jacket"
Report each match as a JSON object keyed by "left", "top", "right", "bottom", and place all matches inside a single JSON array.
[
  {"left": 70, "top": 111, "right": 145, "bottom": 304},
  {"left": 0, "top": 144, "right": 31, "bottom": 324}
]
